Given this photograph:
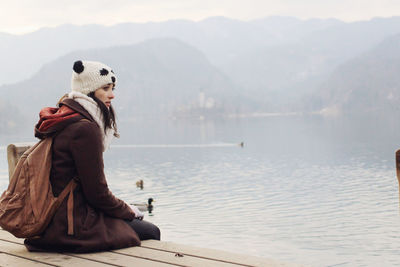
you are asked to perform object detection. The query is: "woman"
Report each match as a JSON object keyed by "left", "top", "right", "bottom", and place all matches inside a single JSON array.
[{"left": 24, "top": 60, "right": 160, "bottom": 253}]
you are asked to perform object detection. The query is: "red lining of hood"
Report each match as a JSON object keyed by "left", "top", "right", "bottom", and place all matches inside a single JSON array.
[{"left": 37, "top": 105, "right": 80, "bottom": 132}]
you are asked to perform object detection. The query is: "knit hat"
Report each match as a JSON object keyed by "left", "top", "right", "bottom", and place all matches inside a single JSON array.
[{"left": 71, "top": 60, "right": 117, "bottom": 95}]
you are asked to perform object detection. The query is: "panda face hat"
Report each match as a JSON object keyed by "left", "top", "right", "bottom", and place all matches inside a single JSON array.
[{"left": 71, "top": 60, "right": 116, "bottom": 95}]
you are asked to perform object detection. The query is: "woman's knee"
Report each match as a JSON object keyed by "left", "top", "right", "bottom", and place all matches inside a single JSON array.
[
  {"left": 126, "top": 219, "right": 160, "bottom": 240},
  {"left": 151, "top": 224, "right": 161, "bottom": 240},
  {"left": 143, "top": 221, "right": 161, "bottom": 240}
]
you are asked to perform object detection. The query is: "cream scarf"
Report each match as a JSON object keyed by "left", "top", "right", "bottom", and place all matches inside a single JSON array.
[{"left": 68, "top": 91, "right": 114, "bottom": 151}]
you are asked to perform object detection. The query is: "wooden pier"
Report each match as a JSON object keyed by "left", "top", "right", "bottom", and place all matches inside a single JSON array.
[{"left": 0, "top": 229, "right": 300, "bottom": 266}]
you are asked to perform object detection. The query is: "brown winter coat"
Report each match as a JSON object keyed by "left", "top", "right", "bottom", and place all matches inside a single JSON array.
[{"left": 24, "top": 98, "right": 140, "bottom": 253}]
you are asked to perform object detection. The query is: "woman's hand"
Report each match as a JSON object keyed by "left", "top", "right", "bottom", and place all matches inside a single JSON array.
[{"left": 130, "top": 205, "right": 144, "bottom": 220}]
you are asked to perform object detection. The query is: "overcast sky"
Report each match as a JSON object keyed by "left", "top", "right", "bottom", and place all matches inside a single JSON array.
[{"left": 1, "top": 0, "right": 400, "bottom": 34}]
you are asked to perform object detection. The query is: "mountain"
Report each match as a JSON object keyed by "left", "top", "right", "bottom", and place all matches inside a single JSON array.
[
  {"left": 2, "top": 16, "right": 400, "bottom": 122},
  {"left": 0, "top": 16, "right": 343, "bottom": 86},
  {"left": 0, "top": 99, "right": 24, "bottom": 134},
  {"left": 220, "top": 17, "right": 400, "bottom": 112},
  {"left": 249, "top": 16, "right": 342, "bottom": 42},
  {"left": 1, "top": 38, "right": 243, "bottom": 130},
  {"left": 309, "top": 33, "right": 400, "bottom": 115}
]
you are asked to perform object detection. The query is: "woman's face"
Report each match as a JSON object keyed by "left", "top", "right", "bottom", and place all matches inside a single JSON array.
[{"left": 94, "top": 83, "right": 115, "bottom": 109}]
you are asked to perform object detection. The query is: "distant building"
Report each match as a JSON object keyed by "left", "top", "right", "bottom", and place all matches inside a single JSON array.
[{"left": 198, "top": 90, "right": 205, "bottom": 108}]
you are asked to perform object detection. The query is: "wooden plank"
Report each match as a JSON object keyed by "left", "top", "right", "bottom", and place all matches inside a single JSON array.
[
  {"left": 0, "top": 230, "right": 300, "bottom": 267},
  {"left": 114, "top": 246, "right": 241, "bottom": 267},
  {"left": 0, "top": 229, "right": 24, "bottom": 243},
  {"left": 0, "top": 230, "right": 251, "bottom": 266},
  {"left": 0, "top": 230, "right": 173, "bottom": 267},
  {"left": 0, "top": 240, "right": 115, "bottom": 267},
  {"left": 0, "top": 232, "right": 115, "bottom": 267},
  {"left": 0, "top": 252, "right": 52, "bottom": 267},
  {"left": 140, "top": 240, "right": 298, "bottom": 267},
  {"left": 66, "top": 251, "right": 175, "bottom": 267}
]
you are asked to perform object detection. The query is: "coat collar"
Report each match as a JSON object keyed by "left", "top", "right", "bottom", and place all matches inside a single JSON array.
[{"left": 60, "top": 98, "right": 94, "bottom": 122}]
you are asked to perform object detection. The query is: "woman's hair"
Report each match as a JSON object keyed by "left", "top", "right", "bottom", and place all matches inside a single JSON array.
[
  {"left": 57, "top": 94, "right": 69, "bottom": 107},
  {"left": 88, "top": 92, "right": 119, "bottom": 138}
]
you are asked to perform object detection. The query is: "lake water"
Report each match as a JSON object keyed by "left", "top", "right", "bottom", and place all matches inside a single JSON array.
[{"left": 1, "top": 114, "right": 399, "bottom": 266}]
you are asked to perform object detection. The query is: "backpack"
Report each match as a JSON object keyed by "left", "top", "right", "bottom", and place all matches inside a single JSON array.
[{"left": 0, "top": 137, "right": 77, "bottom": 238}]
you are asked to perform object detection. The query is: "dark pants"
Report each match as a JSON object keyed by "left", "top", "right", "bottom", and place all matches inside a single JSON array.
[{"left": 125, "top": 219, "right": 161, "bottom": 241}]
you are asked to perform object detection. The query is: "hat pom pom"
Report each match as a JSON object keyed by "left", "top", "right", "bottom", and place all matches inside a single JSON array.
[{"left": 73, "top": 60, "right": 84, "bottom": 74}]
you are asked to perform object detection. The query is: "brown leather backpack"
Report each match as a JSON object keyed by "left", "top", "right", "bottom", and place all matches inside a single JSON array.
[{"left": 0, "top": 137, "right": 76, "bottom": 238}]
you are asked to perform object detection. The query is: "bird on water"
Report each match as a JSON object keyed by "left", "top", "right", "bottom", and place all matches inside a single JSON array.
[{"left": 131, "top": 198, "right": 155, "bottom": 214}]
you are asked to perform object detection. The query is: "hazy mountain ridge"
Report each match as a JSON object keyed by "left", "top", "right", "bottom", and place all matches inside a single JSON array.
[
  {"left": 307, "top": 33, "right": 400, "bottom": 115},
  {"left": 221, "top": 17, "right": 400, "bottom": 111},
  {"left": 0, "top": 16, "right": 345, "bottom": 86},
  {"left": 1, "top": 38, "right": 245, "bottom": 129},
  {"left": 0, "top": 99, "right": 24, "bottom": 134}
]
